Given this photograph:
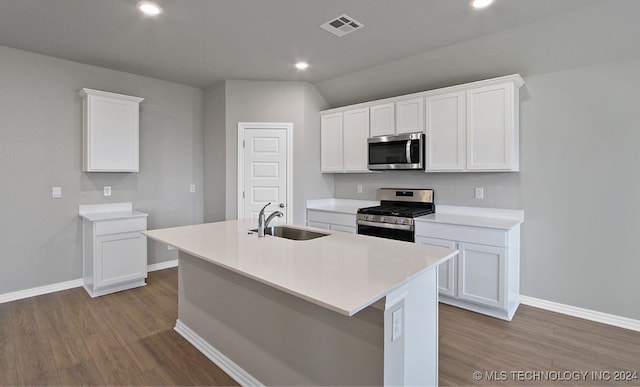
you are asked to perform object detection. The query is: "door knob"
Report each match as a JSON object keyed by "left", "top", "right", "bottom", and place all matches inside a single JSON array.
[{"left": 279, "top": 203, "right": 285, "bottom": 208}]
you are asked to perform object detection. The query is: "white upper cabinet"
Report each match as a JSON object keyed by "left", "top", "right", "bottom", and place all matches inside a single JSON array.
[
  {"left": 320, "top": 108, "right": 370, "bottom": 173},
  {"left": 80, "top": 89, "right": 144, "bottom": 172},
  {"left": 395, "top": 97, "right": 424, "bottom": 134},
  {"left": 342, "top": 108, "right": 370, "bottom": 172},
  {"left": 466, "top": 82, "right": 518, "bottom": 171},
  {"left": 369, "top": 103, "right": 395, "bottom": 137},
  {"left": 320, "top": 112, "right": 344, "bottom": 172},
  {"left": 319, "top": 74, "right": 523, "bottom": 174},
  {"left": 425, "top": 91, "right": 466, "bottom": 171},
  {"left": 425, "top": 76, "right": 522, "bottom": 172}
]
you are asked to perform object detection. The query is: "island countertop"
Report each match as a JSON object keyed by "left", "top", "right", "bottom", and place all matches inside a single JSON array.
[{"left": 144, "top": 219, "right": 456, "bottom": 316}]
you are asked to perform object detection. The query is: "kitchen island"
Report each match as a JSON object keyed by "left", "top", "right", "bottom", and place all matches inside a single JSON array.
[{"left": 144, "top": 219, "right": 456, "bottom": 386}]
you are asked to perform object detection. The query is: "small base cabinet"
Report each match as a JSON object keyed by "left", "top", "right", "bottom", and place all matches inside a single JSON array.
[
  {"left": 416, "top": 220, "right": 520, "bottom": 321},
  {"left": 80, "top": 203, "right": 148, "bottom": 298},
  {"left": 307, "top": 209, "right": 356, "bottom": 234}
]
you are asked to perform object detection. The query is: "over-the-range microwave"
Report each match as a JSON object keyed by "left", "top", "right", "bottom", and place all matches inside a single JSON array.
[{"left": 367, "top": 132, "right": 425, "bottom": 170}]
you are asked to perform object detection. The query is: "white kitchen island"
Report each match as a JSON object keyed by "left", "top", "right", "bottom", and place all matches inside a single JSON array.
[{"left": 144, "top": 219, "right": 456, "bottom": 386}]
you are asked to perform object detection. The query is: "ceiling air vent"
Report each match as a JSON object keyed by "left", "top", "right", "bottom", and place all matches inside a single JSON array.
[{"left": 320, "top": 14, "right": 364, "bottom": 37}]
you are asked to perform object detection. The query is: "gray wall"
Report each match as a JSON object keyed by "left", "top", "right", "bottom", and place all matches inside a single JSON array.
[
  {"left": 0, "top": 45, "right": 204, "bottom": 294},
  {"left": 205, "top": 80, "right": 331, "bottom": 225},
  {"left": 325, "top": 1, "right": 640, "bottom": 320},
  {"left": 203, "top": 82, "right": 227, "bottom": 222}
]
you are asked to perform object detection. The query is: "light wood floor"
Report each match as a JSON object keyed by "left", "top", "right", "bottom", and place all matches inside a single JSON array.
[{"left": 1, "top": 268, "right": 638, "bottom": 386}]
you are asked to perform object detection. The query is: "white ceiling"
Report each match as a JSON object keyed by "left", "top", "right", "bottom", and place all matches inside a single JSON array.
[{"left": 0, "top": 0, "right": 597, "bottom": 88}]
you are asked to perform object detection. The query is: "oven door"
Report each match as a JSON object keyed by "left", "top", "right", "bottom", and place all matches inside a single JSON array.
[
  {"left": 368, "top": 132, "right": 424, "bottom": 170},
  {"left": 357, "top": 221, "right": 414, "bottom": 242}
]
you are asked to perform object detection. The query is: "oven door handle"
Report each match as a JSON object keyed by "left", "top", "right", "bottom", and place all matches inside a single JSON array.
[
  {"left": 405, "top": 140, "right": 412, "bottom": 164},
  {"left": 357, "top": 220, "right": 413, "bottom": 231}
]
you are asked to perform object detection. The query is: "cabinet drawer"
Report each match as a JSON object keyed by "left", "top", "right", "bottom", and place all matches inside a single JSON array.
[
  {"left": 415, "top": 221, "right": 507, "bottom": 247},
  {"left": 95, "top": 217, "right": 147, "bottom": 236},
  {"left": 307, "top": 210, "right": 355, "bottom": 228}
]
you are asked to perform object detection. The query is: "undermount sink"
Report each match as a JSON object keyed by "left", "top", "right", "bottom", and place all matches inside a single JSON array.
[{"left": 249, "top": 226, "right": 329, "bottom": 241}]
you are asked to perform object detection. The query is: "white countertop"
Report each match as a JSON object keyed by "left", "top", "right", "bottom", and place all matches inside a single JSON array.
[
  {"left": 416, "top": 205, "right": 523, "bottom": 230},
  {"left": 79, "top": 202, "right": 148, "bottom": 221},
  {"left": 306, "top": 198, "right": 378, "bottom": 214},
  {"left": 306, "top": 200, "right": 524, "bottom": 230},
  {"left": 144, "top": 219, "right": 456, "bottom": 317}
]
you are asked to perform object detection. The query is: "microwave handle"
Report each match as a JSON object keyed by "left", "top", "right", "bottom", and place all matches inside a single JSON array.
[{"left": 406, "top": 140, "right": 412, "bottom": 164}]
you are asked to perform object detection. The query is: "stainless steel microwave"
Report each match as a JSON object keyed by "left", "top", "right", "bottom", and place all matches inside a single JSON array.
[{"left": 368, "top": 132, "right": 425, "bottom": 170}]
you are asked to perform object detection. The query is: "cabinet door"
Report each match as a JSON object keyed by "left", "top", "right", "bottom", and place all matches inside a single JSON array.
[
  {"left": 81, "top": 89, "right": 143, "bottom": 172},
  {"left": 369, "top": 103, "right": 395, "bottom": 137},
  {"left": 343, "top": 108, "right": 370, "bottom": 172},
  {"left": 425, "top": 91, "right": 465, "bottom": 171},
  {"left": 466, "top": 82, "right": 517, "bottom": 171},
  {"left": 320, "top": 113, "right": 344, "bottom": 172},
  {"left": 395, "top": 97, "right": 424, "bottom": 134},
  {"left": 416, "top": 236, "right": 457, "bottom": 297},
  {"left": 457, "top": 242, "right": 506, "bottom": 309},
  {"left": 95, "top": 232, "right": 147, "bottom": 288}
]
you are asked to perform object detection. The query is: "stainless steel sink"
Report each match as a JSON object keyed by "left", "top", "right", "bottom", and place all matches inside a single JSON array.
[{"left": 249, "top": 226, "right": 329, "bottom": 241}]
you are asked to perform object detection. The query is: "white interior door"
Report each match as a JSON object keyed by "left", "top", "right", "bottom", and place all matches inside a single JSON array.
[{"left": 238, "top": 123, "right": 292, "bottom": 222}]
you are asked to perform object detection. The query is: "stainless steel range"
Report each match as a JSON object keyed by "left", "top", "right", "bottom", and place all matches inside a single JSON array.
[{"left": 356, "top": 188, "right": 435, "bottom": 243}]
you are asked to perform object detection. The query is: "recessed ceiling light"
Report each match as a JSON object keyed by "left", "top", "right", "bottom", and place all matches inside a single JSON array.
[
  {"left": 470, "top": 0, "right": 494, "bottom": 9},
  {"left": 295, "top": 62, "right": 309, "bottom": 70},
  {"left": 137, "top": 1, "right": 163, "bottom": 16}
]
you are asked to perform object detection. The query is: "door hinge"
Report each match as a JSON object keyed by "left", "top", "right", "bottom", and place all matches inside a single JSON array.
[
  {"left": 242, "top": 191, "right": 245, "bottom": 199},
  {"left": 242, "top": 140, "right": 245, "bottom": 148}
]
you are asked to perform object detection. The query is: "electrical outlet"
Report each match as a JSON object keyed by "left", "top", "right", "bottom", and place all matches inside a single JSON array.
[
  {"left": 474, "top": 187, "right": 484, "bottom": 199},
  {"left": 392, "top": 308, "right": 403, "bottom": 342},
  {"left": 52, "top": 187, "right": 62, "bottom": 199},
  {"left": 189, "top": 184, "right": 196, "bottom": 193},
  {"left": 104, "top": 186, "right": 112, "bottom": 197},
  {"left": 357, "top": 184, "right": 363, "bottom": 194}
]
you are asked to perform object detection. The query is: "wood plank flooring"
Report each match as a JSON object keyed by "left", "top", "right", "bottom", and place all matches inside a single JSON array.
[{"left": 1, "top": 268, "right": 638, "bottom": 386}]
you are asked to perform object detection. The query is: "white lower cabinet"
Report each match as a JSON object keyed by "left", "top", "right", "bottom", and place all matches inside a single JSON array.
[
  {"left": 307, "top": 209, "right": 356, "bottom": 234},
  {"left": 457, "top": 242, "right": 506, "bottom": 309},
  {"left": 80, "top": 203, "right": 148, "bottom": 297},
  {"left": 416, "top": 221, "right": 520, "bottom": 321},
  {"left": 416, "top": 236, "right": 457, "bottom": 297}
]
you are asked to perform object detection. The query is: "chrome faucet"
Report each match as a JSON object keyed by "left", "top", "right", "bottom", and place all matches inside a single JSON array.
[{"left": 258, "top": 202, "right": 283, "bottom": 237}]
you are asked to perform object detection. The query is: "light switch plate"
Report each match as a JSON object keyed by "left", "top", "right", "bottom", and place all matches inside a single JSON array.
[
  {"left": 104, "top": 186, "right": 112, "bottom": 197},
  {"left": 52, "top": 187, "right": 62, "bottom": 199}
]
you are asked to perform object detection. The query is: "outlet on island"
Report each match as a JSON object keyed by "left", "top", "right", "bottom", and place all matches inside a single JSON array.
[{"left": 357, "top": 184, "right": 363, "bottom": 194}]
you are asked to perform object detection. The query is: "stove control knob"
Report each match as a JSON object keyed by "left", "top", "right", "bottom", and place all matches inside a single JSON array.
[
  {"left": 399, "top": 218, "right": 405, "bottom": 224},
  {"left": 380, "top": 216, "right": 385, "bottom": 222}
]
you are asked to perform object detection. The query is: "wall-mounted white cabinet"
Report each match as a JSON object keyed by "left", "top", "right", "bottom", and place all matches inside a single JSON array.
[
  {"left": 425, "top": 91, "right": 466, "bottom": 171},
  {"left": 320, "top": 74, "right": 523, "bottom": 174},
  {"left": 395, "top": 97, "right": 424, "bottom": 135},
  {"left": 320, "top": 108, "right": 370, "bottom": 173},
  {"left": 79, "top": 203, "right": 148, "bottom": 297},
  {"left": 79, "top": 88, "right": 144, "bottom": 172},
  {"left": 369, "top": 103, "right": 395, "bottom": 137},
  {"left": 425, "top": 78, "right": 522, "bottom": 172}
]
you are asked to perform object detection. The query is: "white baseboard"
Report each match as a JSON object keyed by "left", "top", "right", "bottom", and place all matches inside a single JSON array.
[
  {"left": 520, "top": 295, "right": 640, "bottom": 332},
  {"left": 174, "top": 319, "right": 263, "bottom": 387},
  {"left": 147, "top": 259, "right": 178, "bottom": 272},
  {"left": 0, "top": 260, "right": 179, "bottom": 304},
  {"left": 0, "top": 278, "right": 83, "bottom": 304}
]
